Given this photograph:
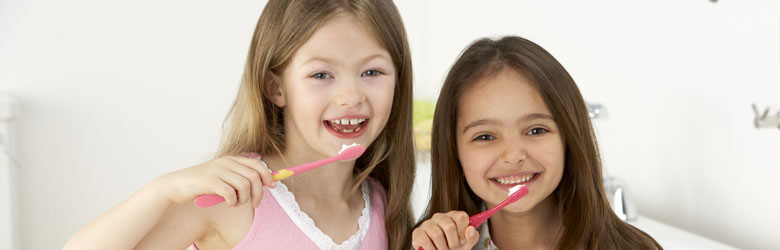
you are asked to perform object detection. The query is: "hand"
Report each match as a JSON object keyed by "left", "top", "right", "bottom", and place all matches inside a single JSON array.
[
  {"left": 154, "top": 153, "right": 276, "bottom": 208},
  {"left": 411, "top": 211, "right": 480, "bottom": 250}
]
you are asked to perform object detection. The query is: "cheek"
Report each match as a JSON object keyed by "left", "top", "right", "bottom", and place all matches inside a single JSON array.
[
  {"left": 458, "top": 145, "right": 493, "bottom": 188},
  {"left": 368, "top": 80, "right": 395, "bottom": 117},
  {"left": 534, "top": 138, "right": 566, "bottom": 180},
  {"left": 287, "top": 88, "right": 327, "bottom": 126}
]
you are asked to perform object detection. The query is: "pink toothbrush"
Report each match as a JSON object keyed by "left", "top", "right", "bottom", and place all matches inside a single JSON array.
[
  {"left": 468, "top": 185, "right": 529, "bottom": 228},
  {"left": 194, "top": 144, "right": 367, "bottom": 207}
]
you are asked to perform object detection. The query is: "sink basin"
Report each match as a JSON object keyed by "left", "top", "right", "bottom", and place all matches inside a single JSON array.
[{"left": 630, "top": 216, "right": 737, "bottom": 250}]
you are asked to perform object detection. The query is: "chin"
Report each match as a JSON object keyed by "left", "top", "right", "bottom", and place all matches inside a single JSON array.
[{"left": 502, "top": 201, "right": 535, "bottom": 213}]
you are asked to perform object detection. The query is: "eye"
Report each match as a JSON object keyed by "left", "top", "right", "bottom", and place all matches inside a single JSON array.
[
  {"left": 526, "top": 127, "right": 549, "bottom": 136},
  {"left": 472, "top": 134, "right": 495, "bottom": 141},
  {"left": 361, "top": 69, "right": 383, "bottom": 77},
  {"left": 311, "top": 72, "right": 332, "bottom": 80}
]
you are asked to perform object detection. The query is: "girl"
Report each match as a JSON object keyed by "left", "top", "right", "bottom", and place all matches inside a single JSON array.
[
  {"left": 64, "top": 0, "right": 415, "bottom": 249},
  {"left": 410, "top": 36, "right": 660, "bottom": 250}
]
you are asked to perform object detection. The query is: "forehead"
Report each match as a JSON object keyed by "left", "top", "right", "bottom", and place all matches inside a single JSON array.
[
  {"left": 458, "top": 69, "right": 551, "bottom": 123},
  {"left": 290, "top": 14, "right": 390, "bottom": 66}
]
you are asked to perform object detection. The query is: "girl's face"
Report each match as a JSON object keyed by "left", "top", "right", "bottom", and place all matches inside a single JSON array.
[
  {"left": 275, "top": 14, "right": 396, "bottom": 158},
  {"left": 456, "top": 69, "right": 565, "bottom": 213}
]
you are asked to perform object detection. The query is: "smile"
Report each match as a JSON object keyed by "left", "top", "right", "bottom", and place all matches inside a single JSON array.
[
  {"left": 325, "top": 118, "right": 366, "bottom": 133},
  {"left": 323, "top": 116, "right": 369, "bottom": 138},
  {"left": 491, "top": 172, "right": 540, "bottom": 185}
]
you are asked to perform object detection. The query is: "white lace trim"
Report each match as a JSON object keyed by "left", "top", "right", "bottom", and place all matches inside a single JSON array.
[{"left": 267, "top": 179, "right": 371, "bottom": 250}]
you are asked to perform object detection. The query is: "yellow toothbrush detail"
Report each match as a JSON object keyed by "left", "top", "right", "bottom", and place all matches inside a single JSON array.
[{"left": 194, "top": 144, "right": 367, "bottom": 207}]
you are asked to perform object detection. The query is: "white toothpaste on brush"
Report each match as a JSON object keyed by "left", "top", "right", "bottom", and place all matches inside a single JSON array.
[
  {"left": 339, "top": 143, "right": 359, "bottom": 154},
  {"left": 508, "top": 185, "right": 524, "bottom": 196}
]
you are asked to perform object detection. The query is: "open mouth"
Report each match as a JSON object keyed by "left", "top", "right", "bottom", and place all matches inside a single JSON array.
[
  {"left": 490, "top": 172, "right": 540, "bottom": 187},
  {"left": 324, "top": 117, "right": 368, "bottom": 138}
]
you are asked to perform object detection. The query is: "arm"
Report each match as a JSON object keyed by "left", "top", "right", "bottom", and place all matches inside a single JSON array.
[
  {"left": 63, "top": 155, "right": 274, "bottom": 249},
  {"left": 63, "top": 179, "right": 207, "bottom": 249}
]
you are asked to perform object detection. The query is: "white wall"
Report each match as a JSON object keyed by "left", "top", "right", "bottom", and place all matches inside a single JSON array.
[{"left": 1, "top": 0, "right": 779, "bottom": 249}]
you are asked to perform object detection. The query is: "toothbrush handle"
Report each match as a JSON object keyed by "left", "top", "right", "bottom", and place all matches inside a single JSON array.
[
  {"left": 194, "top": 194, "right": 224, "bottom": 207},
  {"left": 468, "top": 200, "right": 509, "bottom": 228},
  {"left": 194, "top": 156, "right": 341, "bottom": 207},
  {"left": 271, "top": 157, "right": 339, "bottom": 180},
  {"left": 468, "top": 186, "right": 528, "bottom": 228}
]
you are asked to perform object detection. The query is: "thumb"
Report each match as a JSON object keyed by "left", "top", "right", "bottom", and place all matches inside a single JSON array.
[{"left": 463, "top": 225, "right": 480, "bottom": 249}]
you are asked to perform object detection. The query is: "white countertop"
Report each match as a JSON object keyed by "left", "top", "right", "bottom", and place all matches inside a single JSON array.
[{"left": 630, "top": 216, "right": 738, "bottom": 250}]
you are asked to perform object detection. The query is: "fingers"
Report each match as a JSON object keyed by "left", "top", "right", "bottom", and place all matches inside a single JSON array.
[
  {"left": 432, "top": 213, "right": 461, "bottom": 249},
  {"left": 426, "top": 225, "right": 449, "bottom": 250},
  {"left": 232, "top": 154, "right": 276, "bottom": 188},
  {"left": 411, "top": 225, "right": 436, "bottom": 250},
  {"left": 223, "top": 158, "right": 263, "bottom": 206},
  {"left": 411, "top": 211, "right": 475, "bottom": 250},
  {"left": 228, "top": 155, "right": 276, "bottom": 205},
  {"left": 448, "top": 211, "right": 469, "bottom": 246},
  {"left": 217, "top": 169, "right": 251, "bottom": 207},
  {"left": 213, "top": 155, "right": 275, "bottom": 207},
  {"left": 463, "top": 225, "right": 480, "bottom": 249},
  {"left": 212, "top": 181, "right": 238, "bottom": 207}
]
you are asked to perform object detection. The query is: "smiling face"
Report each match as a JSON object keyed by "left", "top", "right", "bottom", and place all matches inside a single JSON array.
[
  {"left": 457, "top": 68, "right": 565, "bottom": 213},
  {"left": 272, "top": 14, "right": 396, "bottom": 159}
]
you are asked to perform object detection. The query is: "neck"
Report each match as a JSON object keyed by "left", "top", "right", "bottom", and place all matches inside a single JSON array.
[
  {"left": 264, "top": 145, "right": 357, "bottom": 202},
  {"left": 488, "top": 196, "right": 563, "bottom": 249}
]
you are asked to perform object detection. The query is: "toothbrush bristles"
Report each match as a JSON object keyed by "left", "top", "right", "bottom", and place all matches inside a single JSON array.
[
  {"left": 508, "top": 185, "right": 524, "bottom": 196},
  {"left": 338, "top": 143, "right": 360, "bottom": 154}
]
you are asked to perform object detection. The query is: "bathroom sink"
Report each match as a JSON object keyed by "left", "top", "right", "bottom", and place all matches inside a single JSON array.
[{"left": 630, "top": 216, "right": 737, "bottom": 250}]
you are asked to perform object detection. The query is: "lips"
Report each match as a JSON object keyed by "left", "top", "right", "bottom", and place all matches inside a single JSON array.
[
  {"left": 323, "top": 116, "right": 368, "bottom": 139},
  {"left": 325, "top": 118, "right": 366, "bottom": 133}
]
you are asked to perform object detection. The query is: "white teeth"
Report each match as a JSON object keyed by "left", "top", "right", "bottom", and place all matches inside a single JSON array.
[
  {"left": 496, "top": 174, "right": 535, "bottom": 185},
  {"left": 330, "top": 118, "right": 366, "bottom": 126},
  {"left": 328, "top": 118, "right": 367, "bottom": 133}
]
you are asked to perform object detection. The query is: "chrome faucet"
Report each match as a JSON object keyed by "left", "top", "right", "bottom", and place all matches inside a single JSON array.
[
  {"left": 604, "top": 177, "right": 638, "bottom": 222},
  {"left": 587, "top": 102, "right": 605, "bottom": 119},
  {"left": 752, "top": 103, "right": 780, "bottom": 129}
]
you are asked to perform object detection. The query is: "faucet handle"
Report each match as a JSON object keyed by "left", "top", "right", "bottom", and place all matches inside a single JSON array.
[
  {"left": 752, "top": 103, "right": 779, "bottom": 129},
  {"left": 604, "top": 176, "right": 638, "bottom": 222}
]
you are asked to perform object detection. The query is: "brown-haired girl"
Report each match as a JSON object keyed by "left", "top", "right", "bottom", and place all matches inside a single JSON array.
[
  {"left": 64, "top": 0, "right": 415, "bottom": 249},
  {"left": 411, "top": 36, "right": 660, "bottom": 250}
]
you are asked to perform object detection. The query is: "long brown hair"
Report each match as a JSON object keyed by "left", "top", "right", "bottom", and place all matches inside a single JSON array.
[
  {"left": 217, "top": 0, "right": 415, "bottom": 248},
  {"left": 418, "top": 36, "right": 660, "bottom": 249}
]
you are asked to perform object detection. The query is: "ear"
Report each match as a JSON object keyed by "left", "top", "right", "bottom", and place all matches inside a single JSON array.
[{"left": 264, "top": 71, "right": 286, "bottom": 108}]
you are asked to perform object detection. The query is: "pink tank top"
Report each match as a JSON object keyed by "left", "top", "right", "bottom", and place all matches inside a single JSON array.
[{"left": 189, "top": 178, "right": 388, "bottom": 249}]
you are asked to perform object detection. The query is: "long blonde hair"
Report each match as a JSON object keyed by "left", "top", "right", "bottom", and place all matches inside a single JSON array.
[
  {"left": 217, "top": 0, "right": 415, "bottom": 249},
  {"left": 417, "top": 36, "right": 660, "bottom": 249}
]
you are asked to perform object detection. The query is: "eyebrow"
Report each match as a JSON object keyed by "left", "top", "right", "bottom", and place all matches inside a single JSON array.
[
  {"left": 461, "top": 113, "right": 554, "bottom": 134},
  {"left": 462, "top": 119, "right": 500, "bottom": 134},
  {"left": 301, "top": 54, "right": 390, "bottom": 67}
]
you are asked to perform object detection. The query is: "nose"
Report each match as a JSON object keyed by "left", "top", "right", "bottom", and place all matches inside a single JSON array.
[
  {"left": 501, "top": 138, "right": 527, "bottom": 166},
  {"left": 334, "top": 76, "right": 366, "bottom": 107}
]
